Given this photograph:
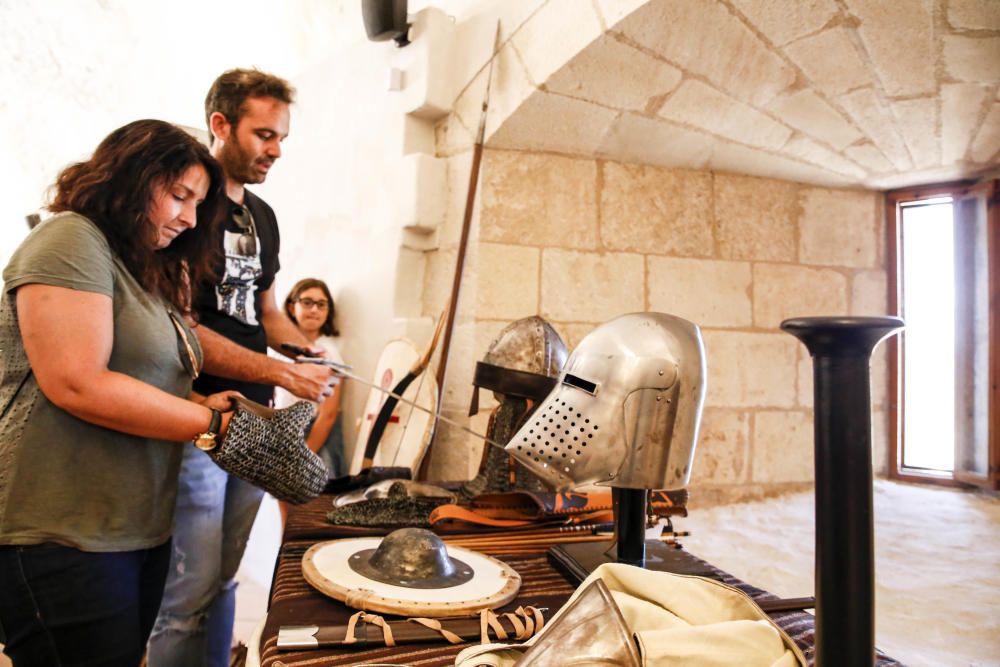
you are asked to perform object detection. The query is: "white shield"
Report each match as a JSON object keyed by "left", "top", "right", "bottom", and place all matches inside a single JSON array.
[{"left": 349, "top": 338, "right": 438, "bottom": 474}]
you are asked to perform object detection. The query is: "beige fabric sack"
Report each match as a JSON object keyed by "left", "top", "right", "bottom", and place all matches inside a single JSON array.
[{"left": 455, "top": 563, "right": 806, "bottom": 667}]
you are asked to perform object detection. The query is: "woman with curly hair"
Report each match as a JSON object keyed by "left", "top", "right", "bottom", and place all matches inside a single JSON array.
[{"left": 0, "top": 119, "right": 245, "bottom": 665}]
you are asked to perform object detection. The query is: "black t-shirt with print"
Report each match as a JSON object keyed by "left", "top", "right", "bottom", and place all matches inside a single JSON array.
[{"left": 193, "top": 189, "right": 280, "bottom": 404}]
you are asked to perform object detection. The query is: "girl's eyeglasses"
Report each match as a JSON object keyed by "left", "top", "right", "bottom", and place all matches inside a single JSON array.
[
  {"left": 232, "top": 205, "right": 257, "bottom": 256},
  {"left": 297, "top": 298, "right": 329, "bottom": 311}
]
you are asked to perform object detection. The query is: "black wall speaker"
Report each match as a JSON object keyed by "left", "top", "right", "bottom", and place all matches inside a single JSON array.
[{"left": 362, "top": 0, "right": 410, "bottom": 46}]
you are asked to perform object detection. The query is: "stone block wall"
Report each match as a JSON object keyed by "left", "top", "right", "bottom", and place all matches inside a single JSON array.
[{"left": 423, "top": 147, "right": 889, "bottom": 507}]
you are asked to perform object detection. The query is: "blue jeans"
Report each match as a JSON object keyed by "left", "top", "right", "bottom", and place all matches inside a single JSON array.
[
  {"left": 146, "top": 446, "right": 263, "bottom": 667},
  {"left": 318, "top": 418, "right": 345, "bottom": 478},
  {"left": 0, "top": 541, "right": 171, "bottom": 666}
]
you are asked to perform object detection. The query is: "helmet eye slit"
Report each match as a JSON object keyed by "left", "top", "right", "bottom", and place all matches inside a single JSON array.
[{"left": 562, "top": 373, "right": 598, "bottom": 395}]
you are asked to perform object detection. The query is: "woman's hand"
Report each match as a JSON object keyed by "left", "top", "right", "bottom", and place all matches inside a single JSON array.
[
  {"left": 194, "top": 391, "right": 242, "bottom": 436},
  {"left": 198, "top": 390, "right": 243, "bottom": 412}
]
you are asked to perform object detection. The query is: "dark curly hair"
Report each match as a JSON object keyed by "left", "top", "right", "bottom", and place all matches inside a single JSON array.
[
  {"left": 284, "top": 278, "right": 339, "bottom": 337},
  {"left": 48, "top": 119, "right": 226, "bottom": 313},
  {"left": 204, "top": 68, "right": 296, "bottom": 145}
]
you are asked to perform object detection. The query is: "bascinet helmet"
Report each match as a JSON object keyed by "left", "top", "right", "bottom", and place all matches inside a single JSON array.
[{"left": 505, "top": 313, "right": 706, "bottom": 491}]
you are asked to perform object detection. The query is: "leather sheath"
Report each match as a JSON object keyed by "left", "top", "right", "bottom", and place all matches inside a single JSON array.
[{"left": 278, "top": 614, "right": 528, "bottom": 650}]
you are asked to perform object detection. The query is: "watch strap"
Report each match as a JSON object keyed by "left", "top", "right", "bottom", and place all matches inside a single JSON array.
[{"left": 207, "top": 408, "right": 222, "bottom": 435}]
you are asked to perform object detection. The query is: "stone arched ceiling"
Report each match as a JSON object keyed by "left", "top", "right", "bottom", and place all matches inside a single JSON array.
[{"left": 479, "top": 0, "right": 1000, "bottom": 190}]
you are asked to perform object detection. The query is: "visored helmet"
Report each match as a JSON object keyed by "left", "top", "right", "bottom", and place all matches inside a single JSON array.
[{"left": 505, "top": 313, "right": 706, "bottom": 491}]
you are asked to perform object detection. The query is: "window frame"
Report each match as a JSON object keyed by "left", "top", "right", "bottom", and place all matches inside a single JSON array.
[{"left": 886, "top": 180, "right": 999, "bottom": 490}]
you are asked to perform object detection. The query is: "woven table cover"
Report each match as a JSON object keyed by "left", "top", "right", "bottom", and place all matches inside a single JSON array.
[
  {"left": 260, "top": 495, "right": 902, "bottom": 667},
  {"left": 259, "top": 540, "right": 574, "bottom": 666}
]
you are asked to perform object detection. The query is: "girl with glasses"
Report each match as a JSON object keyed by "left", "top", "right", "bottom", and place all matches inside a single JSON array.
[{"left": 277, "top": 278, "right": 347, "bottom": 485}]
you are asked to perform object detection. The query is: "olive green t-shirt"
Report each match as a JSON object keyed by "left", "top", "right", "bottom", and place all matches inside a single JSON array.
[{"left": 0, "top": 212, "right": 201, "bottom": 551}]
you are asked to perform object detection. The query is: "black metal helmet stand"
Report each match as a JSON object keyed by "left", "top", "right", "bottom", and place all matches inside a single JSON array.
[
  {"left": 549, "top": 483, "right": 815, "bottom": 614},
  {"left": 548, "top": 485, "right": 720, "bottom": 583},
  {"left": 782, "top": 316, "right": 903, "bottom": 667},
  {"left": 613, "top": 487, "right": 648, "bottom": 565}
]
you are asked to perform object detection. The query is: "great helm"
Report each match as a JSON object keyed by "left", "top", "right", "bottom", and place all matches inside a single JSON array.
[{"left": 505, "top": 313, "right": 706, "bottom": 491}]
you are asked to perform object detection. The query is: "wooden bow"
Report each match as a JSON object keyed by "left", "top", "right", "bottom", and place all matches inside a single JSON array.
[{"left": 361, "top": 309, "right": 447, "bottom": 469}]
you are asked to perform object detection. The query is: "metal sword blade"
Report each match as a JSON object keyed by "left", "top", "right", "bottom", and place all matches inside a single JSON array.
[{"left": 295, "top": 357, "right": 509, "bottom": 452}]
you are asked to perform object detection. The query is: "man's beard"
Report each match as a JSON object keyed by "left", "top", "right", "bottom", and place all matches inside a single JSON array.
[{"left": 220, "top": 138, "right": 265, "bottom": 185}]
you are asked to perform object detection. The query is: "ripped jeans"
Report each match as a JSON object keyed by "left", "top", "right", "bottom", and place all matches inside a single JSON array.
[{"left": 146, "top": 446, "right": 263, "bottom": 667}]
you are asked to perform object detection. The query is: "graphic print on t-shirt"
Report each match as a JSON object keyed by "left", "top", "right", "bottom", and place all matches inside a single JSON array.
[{"left": 217, "top": 230, "right": 263, "bottom": 326}]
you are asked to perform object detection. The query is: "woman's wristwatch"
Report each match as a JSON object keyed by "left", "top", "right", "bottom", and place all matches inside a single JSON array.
[{"left": 194, "top": 408, "right": 222, "bottom": 451}]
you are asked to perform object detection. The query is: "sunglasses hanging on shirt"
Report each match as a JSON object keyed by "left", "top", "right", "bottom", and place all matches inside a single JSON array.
[
  {"left": 167, "top": 309, "right": 201, "bottom": 380},
  {"left": 232, "top": 204, "right": 258, "bottom": 257}
]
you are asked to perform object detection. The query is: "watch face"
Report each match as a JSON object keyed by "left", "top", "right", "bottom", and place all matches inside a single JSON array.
[{"left": 195, "top": 433, "right": 218, "bottom": 451}]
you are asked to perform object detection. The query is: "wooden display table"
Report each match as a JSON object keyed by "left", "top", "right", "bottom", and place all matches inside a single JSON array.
[{"left": 255, "top": 493, "right": 902, "bottom": 667}]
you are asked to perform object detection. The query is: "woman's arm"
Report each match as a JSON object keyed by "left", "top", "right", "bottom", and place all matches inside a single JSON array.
[
  {"left": 305, "top": 379, "right": 342, "bottom": 454},
  {"left": 17, "top": 284, "right": 229, "bottom": 440}
]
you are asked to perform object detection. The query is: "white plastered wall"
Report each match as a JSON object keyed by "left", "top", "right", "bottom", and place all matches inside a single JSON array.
[
  {"left": 6, "top": 0, "right": 994, "bottom": 500},
  {"left": 0, "top": 0, "right": 493, "bottom": 456}
]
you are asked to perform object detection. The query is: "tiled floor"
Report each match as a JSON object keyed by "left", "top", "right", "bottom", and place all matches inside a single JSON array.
[{"left": 676, "top": 480, "right": 1000, "bottom": 667}]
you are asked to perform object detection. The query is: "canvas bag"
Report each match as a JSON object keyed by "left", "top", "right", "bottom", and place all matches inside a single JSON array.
[{"left": 454, "top": 563, "right": 807, "bottom": 667}]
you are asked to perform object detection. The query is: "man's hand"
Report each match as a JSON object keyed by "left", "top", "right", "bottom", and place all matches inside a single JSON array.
[
  {"left": 196, "top": 325, "right": 338, "bottom": 401},
  {"left": 279, "top": 341, "right": 328, "bottom": 360},
  {"left": 280, "top": 362, "right": 336, "bottom": 402}
]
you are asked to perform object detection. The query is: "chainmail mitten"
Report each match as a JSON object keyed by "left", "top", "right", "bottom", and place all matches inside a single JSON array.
[{"left": 209, "top": 397, "right": 327, "bottom": 504}]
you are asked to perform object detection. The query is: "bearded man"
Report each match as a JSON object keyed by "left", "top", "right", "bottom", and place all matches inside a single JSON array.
[{"left": 147, "top": 68, "right": 333, "bottom": 667}]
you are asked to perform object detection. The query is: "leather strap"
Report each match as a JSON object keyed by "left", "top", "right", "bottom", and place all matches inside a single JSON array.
[
  {"left": 473, "top": 362, "right": 559, "bottom": 398},
  {"left": 472, "top": 490, "right": 615, "bottom": 515},
  {"left": 429, "top": 505, "right": 537, "bottom": 528},
  {"left": 408, "top": 617, "right": 463, "bottom": 644},
  {"left": 427, "top": 489, "right": 686, "bottom": 529},
  {"left": 429, "top": 504, "right": 614, "bottom": 529},
  {"left": 344, "top": 611, "right": 395, "bottom": 647},
  {"left": 469, "top": 362, "right": 559, "bottom": 416},
  {"left": 207, "top": 408, "right": 221, "bottom": 434}
]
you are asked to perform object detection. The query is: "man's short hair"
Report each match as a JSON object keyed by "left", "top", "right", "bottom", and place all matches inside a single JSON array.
[{"left": 204, "top": 69, "right": 296, "bottom": 142}]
